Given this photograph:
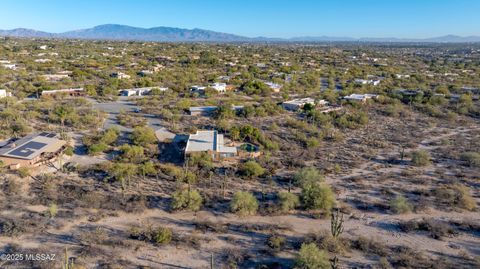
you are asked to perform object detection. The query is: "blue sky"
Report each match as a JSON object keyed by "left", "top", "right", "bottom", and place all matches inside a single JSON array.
[{"left": 0, "top": 0, "right": 478, "bottom": 38}]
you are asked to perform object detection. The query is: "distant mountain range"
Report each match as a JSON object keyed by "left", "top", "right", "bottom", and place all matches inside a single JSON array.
[{"left": 1, "top": 24, "right": 480, "bottom": 43}]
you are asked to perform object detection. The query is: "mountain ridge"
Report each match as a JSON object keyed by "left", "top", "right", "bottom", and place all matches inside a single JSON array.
[{"left": 1, "top": 24, "right": 479, "bottom": 43}]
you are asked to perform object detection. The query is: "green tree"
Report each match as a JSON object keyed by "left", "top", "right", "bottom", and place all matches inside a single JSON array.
[
  {"left": 187, "top": 152, "right": 214, "bottom": 170},
  {"left": 239, "top": 160, "right": 265, "bottom": 179},
  {"left": 119, "top": 144, "right": 146, "bottom": 163},
  {"left": 389, "top": 195, "right": 412, "bottom": 214},
  {"left": 100, "top": 128, "right": 119, "bottom": 145},
  {"left": 53, "top": 105, "right": 74, "bottom": 128},
  {"left": 139, "top": 161, "right": 156, "bottom": 179},
  {"left": 294, "top": 167, "right": 324, "bottom": 187},
  {"left": 131, "top": 126, "right": 157, "bottom": 146},
  {"left": 278, "top": 192, "right": 300, "bottom": 213},
  {"left": 230, "top": 191, "right": 259, "bottom": 217},
  {"left": 301, "top": 183, "right": 335, "bottom": 212},
  {"left": 88, "top": 142, "right": 108, "bottom": 155},
  {"left": 108, "top": 162, "right": 138, "bottom": 191},
  {"left": 171, "top": 188, "right": 203, "bottom": 211},
  {"left": 153, "top": 227, "right": 173, "bottom": 245},
  {"left": 295, "top": 243, "right": 330, "bottom": 269}
]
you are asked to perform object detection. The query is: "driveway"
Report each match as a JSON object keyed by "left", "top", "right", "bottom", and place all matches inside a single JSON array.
[{"left": 89, "top": 97, "right": 166, "bottom": 132}]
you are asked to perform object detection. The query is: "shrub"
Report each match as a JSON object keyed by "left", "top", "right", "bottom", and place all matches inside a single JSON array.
[
  {"left": 351, "top": 236, "right": 389, "bottom": 257},
  {"left": 304, "top": 230, "right": 350, "bottom": 254},
  {"left": 239, "top": 160, "right": 265, "bottom": 179},
  {"left": 399, "top": 218, "right": 456, "bottom": 240},
  {"left": 153, "top": 227, "right": 173, "bottom": 245},
  {"left": 64, "top": 146, "right": 74, "bottom": 156},
  {"left": 295, "top": 243, "right": 330, "bottom": 269},
  {"left": 433, "top": 184, "right": 476, "bottom": 211},
  {"left": 389, "top": 195, "right": 412, "bottom": 214},
  {"left": 119, "top": 144, "right": 145, "bottom": 163},
  {"left": 88, "top": 142, "right": 108, "bottom": 155},
  {"left": 17, "top": 167, "right": 30, "bottom": 178},
  {"left": 294, "top": 167, "right": 324, "bottom": 187},
  {"left": 266, "top": 234, "right": 286, "bottom": 251},
  {"left": 171, "top": 189, "right": 203, "bottom": 211},
  {"left": 454, "top": 184, "right": 476, "bottom": 211},
  {"left": 230, "top": 191, "right": 259, "bottom": 217},
  {"left": 277, "top": 192, "right": 300, "bottom": 213},
  {"left": 130, "top": 224, "right": 173, "bottom": 245},
  {"left": 187, "top": 152, "right": 213, "bottom": 170},
  {"left": 100, "top": 128, "right": 119, "bottom": 145},
  {"left": 3, "top": 178, "right": 22, "bottom": 196},
  {"left": 131, "top": 126, "right": 157, "bottom": 146},
  {"left": 384, "top": 104, "right": 401, "bottom": 117},
  {"left": 160, "top": 163, "right": 183, "bottom": 179},
  {"left": 301, "top": 183, "right": 335, "bottom": 212},
  {"left": 411, "top": 150, "right": 431, "bottom": 166},
  {"left": 460, "top": 152, "right": 480, "bottom": 167},
  {"left": 48, "top": 203, "right": 58, "bottom": 218}
]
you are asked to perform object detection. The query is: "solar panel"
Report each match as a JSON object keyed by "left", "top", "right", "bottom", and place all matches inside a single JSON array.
[
  {"left": 46, "top": 133, "right": 56, "bottom": 138},
  {"left": 7, "top": 141, "right": 47, "bottom": 158},
  {"left": 39, "top": 132, "right": 49, "bottom": 137}
]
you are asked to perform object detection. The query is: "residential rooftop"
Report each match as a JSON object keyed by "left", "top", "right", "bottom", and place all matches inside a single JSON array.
[
  {"left": 185, "top": 130, "right": 237, "bottom": 156},
  {"left": 0, "top": 132, "right": 66, "bottom": 160}
]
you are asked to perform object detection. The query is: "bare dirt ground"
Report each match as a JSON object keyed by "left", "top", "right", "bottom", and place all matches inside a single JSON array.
[{"left": 0, "top": 109, "right": 478, "bottom": 269}]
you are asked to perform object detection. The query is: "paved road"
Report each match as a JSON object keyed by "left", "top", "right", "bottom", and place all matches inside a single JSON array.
[{"left": 89, "top": 97, "right": 165, "bottom": 132}]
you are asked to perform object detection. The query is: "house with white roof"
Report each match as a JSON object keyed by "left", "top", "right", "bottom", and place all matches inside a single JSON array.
[
  {"left": 265, "top": 82, "right": 282, "bottom": 92},
  {"left": 119, "top": 87, "right": 167, "bottom": 96},
  {"left": 0, "top": 89, "right": 12, "bottom": 98},
  {"left": 190, "top": 85, "right": 207, "bottom": 94},
  {"left": 2, "top": 64, "right": 17, "bottom": 70},
  {"left": 343, "top": 93, "right": 379, "bottom": 102},
  {"left": 354, "top": 79, "right": 381, "bottom": 86},
  {"left": 41, "top": 88, "right": 85, "bottom": 97},
  {"left": 211, "top": 82, "right": 227, "bottom": 93},
  {"left": 395, "top": 74, "right": 410, "bottom": 79},
  {"left": 111, "top": 72, "right": 131, "bottom": 79},
  {"left": 184, "top": 130, "right": 237, "bottom": 160},
  {"left": 42, "top": 74, "right": 70, "bottom": 82},
  {"left": 35, "top": 59, "right": 51, "bottom": 63},
  {"left": 282, "top": 98, "right": 318, "bottom": 111}
]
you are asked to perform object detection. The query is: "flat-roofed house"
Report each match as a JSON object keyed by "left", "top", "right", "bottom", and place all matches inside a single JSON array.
[
  {"left": 265, "top": 82, "right": 282, "bottom": 92},
  {"left": 188, "top": 106, "right": 218, "bottom": 116},
  {"left": 111, "top": 72, "right": 131, "bottom": 79},
  {"left": 354, "top": 79, "right": 381, "bottom": 86},
  {"left": 2, "top": 64, "right": 17, "bottom": 70},
  {"left": 42, "top": 74, "right": 70, "bottom": 82},
  {"left": 282, "top": 98, "right": 317, "bottom": 111},
  {"left": 185, "top": 130, "right": 237, "bottom": 160},
  {"left": 190, "top": 85, "right": 207, "bottom": 94},
  {"left": 119, "top": 87, "right": 162, "bottom": 96},
  {"left": 188, "top": 105, "right": 244, "bottom": 116},
  {"left": 0, "top": 89, "right": 12, "bottom": 98},
  {"left": 211, "top": 82, "right": 227, "bottom": 93},
  {"left": 343, "top": 93, "right": 379, "bottom": 102},
  {"left": 41, "top": 88, "right": 85, "bottom": 97},
  {"left": 0, "top": 132, "right": 66, "bottom": 169}
]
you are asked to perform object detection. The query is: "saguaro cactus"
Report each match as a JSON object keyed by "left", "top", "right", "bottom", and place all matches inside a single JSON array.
[
  {"left": 330, "top": 208, "right": 344, "bottom": 239},
  {"left": 63, "top": 247, "right": 74, "bottom": 269}
]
